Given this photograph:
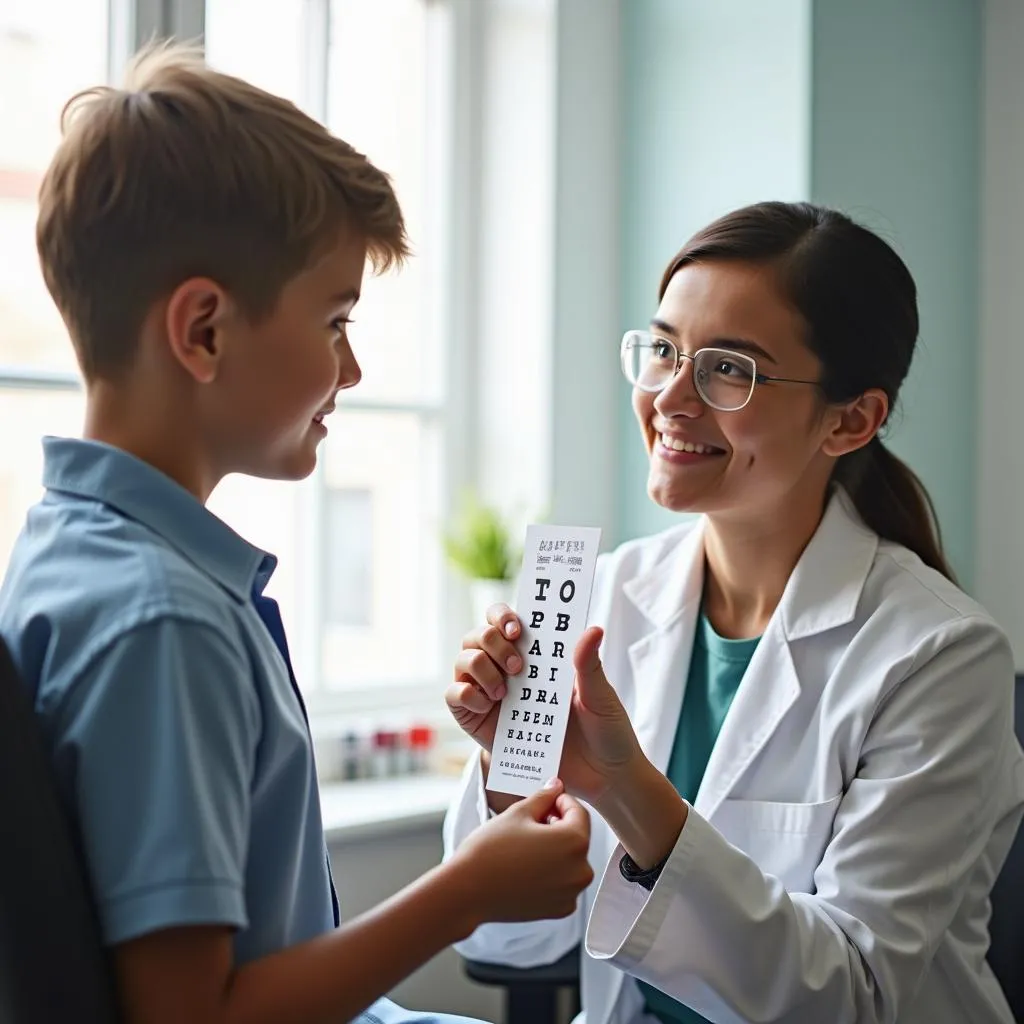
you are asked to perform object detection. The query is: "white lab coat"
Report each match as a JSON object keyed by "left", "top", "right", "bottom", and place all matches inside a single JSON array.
[{"left": 443, "top": 491, "right": 1024, "bottom": 1024}]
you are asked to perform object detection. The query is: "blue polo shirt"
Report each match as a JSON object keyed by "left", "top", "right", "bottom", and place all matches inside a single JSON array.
[{"left": 0, "top": 437, "right": 337, "bottom": 963}]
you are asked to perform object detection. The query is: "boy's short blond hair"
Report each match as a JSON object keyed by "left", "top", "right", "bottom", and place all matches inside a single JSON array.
[{"left": 37, "top": 42, "right": 408, "bottom": 381}]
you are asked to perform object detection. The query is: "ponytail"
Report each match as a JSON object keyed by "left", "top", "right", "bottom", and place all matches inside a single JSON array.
[{"left": 833, "top": 438, "right": 955, "bottom": 582}]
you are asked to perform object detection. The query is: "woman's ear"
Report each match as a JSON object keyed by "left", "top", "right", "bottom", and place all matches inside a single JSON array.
[{"left": 821, "top": 388, "right": 889, "bottom": 458}]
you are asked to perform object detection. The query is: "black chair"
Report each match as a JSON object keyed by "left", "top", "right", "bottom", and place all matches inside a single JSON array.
[
  {"left": 988, "top": 674, "right": 1024, "bottom": 1021},
  {"left": 462, "top": 944, "right": 580, "bottom": 1024},
  {"left": 0, "top": 635, "right": 121, "bottom": 1023}
]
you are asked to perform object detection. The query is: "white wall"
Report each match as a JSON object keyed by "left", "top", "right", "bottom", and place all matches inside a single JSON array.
[
  {"left": 475, "top": 0, "right": 557, "bottom": 524},
  {"left": 548, "top": 0, "right": 621, "bottom": 540},
  {"left": 978, "top": 0, "right": 1024, "bottom": 664},
  {"left": 473, "top": 0, "right": 621, "bottom": 545}
]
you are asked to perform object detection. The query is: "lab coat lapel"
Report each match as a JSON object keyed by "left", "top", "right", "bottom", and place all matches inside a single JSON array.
[
  {"left": 623, "top": 520, "right": 706, "bottom": 773},
  {"left": 694, "top": 490, "right": 878, "bottom": 820}
]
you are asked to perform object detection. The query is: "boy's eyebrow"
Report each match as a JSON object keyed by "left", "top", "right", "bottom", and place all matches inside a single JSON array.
[{"left": 330, "top": 288, "right": 361, "bottom": 305}]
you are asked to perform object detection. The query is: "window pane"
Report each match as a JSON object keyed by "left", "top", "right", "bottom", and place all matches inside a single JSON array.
[
  {"left": 0, "top": 1, "right": 108, "bottom": 373},
  {"left": 207, "top": 472, "right": 309, "bottom": 666},
  {"left": 326, "top": 0, "right": 441, "bottom": 404},
  {"left": 320, "top": 409, "right": 441, "bottom": 691},
  {"left": 0, "top": 388, "right": 86, "bottom": 573},
  {"left": 324, "top": 488, "right": 373, "bottom": 627},
  {"left": 204, "top": 0, "right": 306, "bottom": 109}
]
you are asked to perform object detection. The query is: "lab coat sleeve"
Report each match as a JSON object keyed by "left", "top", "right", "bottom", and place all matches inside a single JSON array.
[
  {"left": 442, "top": 749, "right": 586, "bottom": 968},
  {"left": 585, "top": 618, "right": 1023, "bottom": 1024}
]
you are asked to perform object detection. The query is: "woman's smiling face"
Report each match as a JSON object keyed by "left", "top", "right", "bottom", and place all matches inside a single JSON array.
[{"left": 633, "top": 260, "right": 840, "bottom": 518}]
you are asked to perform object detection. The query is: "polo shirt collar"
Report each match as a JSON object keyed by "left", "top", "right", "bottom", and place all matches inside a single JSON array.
[{"left": 41, "top": 436, "right": 275, "bottom": 601}]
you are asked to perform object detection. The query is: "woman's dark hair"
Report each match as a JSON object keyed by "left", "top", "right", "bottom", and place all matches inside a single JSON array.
[{"left": 660, "top": 200, "right": 955, "bottom": 582}]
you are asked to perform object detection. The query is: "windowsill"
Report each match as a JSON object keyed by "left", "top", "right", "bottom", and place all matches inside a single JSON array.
[{"left": 319, "top": 773, "right": 463, "bottom": 844}]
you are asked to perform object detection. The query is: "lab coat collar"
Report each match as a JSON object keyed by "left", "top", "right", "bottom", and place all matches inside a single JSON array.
[{"left": 621, "top": 488, "right": 878, "bottom": 642}]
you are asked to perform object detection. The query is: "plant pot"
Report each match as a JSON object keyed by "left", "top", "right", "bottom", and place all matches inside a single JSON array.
[{"left": 469, "top": 578, "right": 516, "bottom": 626}]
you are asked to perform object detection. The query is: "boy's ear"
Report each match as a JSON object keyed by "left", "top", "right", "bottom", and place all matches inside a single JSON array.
[
  {"left": 164, "top": 277, "right": 234, "bottom": 384},
  {"left": 820, "top": 387, "right": 889, "bottom": 459}
]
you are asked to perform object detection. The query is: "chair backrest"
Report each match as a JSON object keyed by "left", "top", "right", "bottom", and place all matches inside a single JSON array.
[
  {"left": 0, "top": 635, "right": 120, "bottom": 1022},
  {"left": 988, "top": 674, "right": 1024, "bottom": 1021}
]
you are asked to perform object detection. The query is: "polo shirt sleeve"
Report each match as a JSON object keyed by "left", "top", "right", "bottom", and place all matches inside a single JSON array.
[{"left": 55, "top": 616, "right": 261, "bottom": 946}]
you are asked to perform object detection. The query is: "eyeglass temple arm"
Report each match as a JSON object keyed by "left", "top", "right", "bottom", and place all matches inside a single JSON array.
[{"left": 756, "top": 372, "right": 820, "bottom": 386}]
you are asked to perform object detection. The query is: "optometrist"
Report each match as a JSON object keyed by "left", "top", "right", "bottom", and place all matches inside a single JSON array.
[{"left": 442, "top": 202, "right": 1024, "bottom": 1024}]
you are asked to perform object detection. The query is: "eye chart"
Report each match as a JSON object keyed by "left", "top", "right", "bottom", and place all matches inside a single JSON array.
[{"left": 487, "top": 524, "right": 602, "bottom": 798}]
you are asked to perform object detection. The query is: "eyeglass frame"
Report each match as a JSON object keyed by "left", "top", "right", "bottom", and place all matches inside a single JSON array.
[{"left": 620, "top": 329, "right": 821, "bottom": 411}]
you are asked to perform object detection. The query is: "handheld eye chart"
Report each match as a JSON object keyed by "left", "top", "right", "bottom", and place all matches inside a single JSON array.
[{"left": 487, "top": 524, "right": 602, "bottom": 798}]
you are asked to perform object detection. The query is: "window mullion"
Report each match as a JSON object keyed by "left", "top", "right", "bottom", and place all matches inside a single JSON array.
[
  {"left": 0, "top": 369, "right": 81, "bottom": 392},
  {"left": 299, "top": 1, "right": 331, "bottom": 695},
  {"left": 164, "top": 0, "right": 205, "bottom": 42},
  {"left": 107, "top": 0, "right": 141, "bottom": 81},
  {"left": 301, "top": 0, "right": 331, "bottom": 123},
  {"left": 111, "top": 0, "right": 205, "bottom": 83},
  {"left": 438, "top": 0, "right": 483, "bottom": 664}
]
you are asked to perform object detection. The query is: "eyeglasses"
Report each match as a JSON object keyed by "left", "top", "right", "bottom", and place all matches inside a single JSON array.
[{"left": 620, "top": 330, "right": 820, "bottom": 412}]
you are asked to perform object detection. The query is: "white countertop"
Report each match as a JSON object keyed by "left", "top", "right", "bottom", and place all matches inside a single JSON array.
[{"left": 319, "top": 774, "right": 463, "bottom": 843}]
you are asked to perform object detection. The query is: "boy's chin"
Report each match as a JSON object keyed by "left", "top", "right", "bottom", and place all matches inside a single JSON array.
[
  {"left": 231, "top": 430, "right": 325, "bottom": 482},
  {"left": 248, "top": 447, "right": 320, "bottom": 483},
  {"left": 276, "top": 451, "right": 320, "bottom": 481}
]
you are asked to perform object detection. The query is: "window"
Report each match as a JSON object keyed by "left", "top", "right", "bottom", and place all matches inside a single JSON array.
[
  {"left": 0, "top": 0, "right": 578, "bottom": 725},
  {"left": 205, "top": 0, "right": 450, "bottom": 709},
  {"left": 0, "top": 0, "right": 106, "bottom": 571},
  {"left": 0, "top": 0, "right": 457, "bottom": 717}
]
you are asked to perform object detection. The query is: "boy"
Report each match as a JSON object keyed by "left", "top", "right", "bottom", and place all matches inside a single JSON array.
[{"left": 0, "top": 43, "right": 592, "bottom": 1024}]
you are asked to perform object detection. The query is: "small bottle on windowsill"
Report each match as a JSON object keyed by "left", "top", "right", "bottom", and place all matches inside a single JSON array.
[
  {"left": 408, "top": 725, "right": 434, "bottom": 774},
  {"left": 340, "top": 731, "right": 361, "bottom": 781}
]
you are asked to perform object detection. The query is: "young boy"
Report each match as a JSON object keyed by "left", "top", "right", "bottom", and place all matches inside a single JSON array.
[{"left": 0, "top": 43, "right": 593, "bottom": 1024}]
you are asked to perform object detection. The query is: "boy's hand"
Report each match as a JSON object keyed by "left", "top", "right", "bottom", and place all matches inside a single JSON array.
[{"left": 453, "top": 779, "right": 593, "bottom": 925}]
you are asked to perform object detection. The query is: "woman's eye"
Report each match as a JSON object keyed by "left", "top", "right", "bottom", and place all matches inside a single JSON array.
[
  {"left": 652, "top": 342, "right": 674, "bottom": 360},
  {"left": 714, "top": 358, "right": 749, "bottom": 378},
  {"left": 331, "top": 317, "right": 354, "bottom": 335}
]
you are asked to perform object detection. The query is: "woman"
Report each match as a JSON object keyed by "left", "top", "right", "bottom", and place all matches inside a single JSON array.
[{"left": 442, "top": 202, "right": 1024, "bottom": 1024}]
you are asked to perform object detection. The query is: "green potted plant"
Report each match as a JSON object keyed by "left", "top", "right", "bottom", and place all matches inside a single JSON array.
[{"left": 443, "top": 491, "right": 520, "bottom": 623}]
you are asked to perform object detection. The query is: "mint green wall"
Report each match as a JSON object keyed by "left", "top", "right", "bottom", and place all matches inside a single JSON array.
[
  {"left": 616, "top": 0, "right": 980, "bottom": 585},
  {"left": 617, "top": 0, "right": 811, "bottom": 541},
  {"left": 809, "top": 0, "right": 980, "bottom": 583}
]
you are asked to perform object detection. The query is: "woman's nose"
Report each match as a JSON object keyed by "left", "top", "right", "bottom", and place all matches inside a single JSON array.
[{"left": 654, "top": 354, "right": 703, "bottom": 417}]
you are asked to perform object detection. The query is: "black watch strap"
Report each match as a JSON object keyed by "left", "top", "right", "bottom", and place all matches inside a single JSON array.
[{"left": 618, "top": 850, "right": 668, "bottom": 891}]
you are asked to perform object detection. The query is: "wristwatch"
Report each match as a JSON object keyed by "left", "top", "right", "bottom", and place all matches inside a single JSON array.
[{"left": 618, "top": 850, "right": 668, "bottom": 891}]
